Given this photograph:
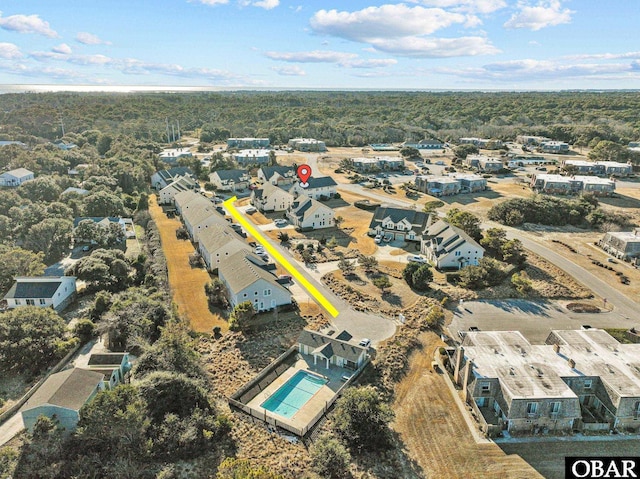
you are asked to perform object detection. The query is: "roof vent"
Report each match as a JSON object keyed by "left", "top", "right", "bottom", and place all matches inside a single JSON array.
[{"left": 568, "top": 358, "right": 576, "bottom": 369}]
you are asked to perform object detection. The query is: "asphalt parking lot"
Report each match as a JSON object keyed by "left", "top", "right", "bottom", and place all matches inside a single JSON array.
[{"left": 447, "top": 299, "right": 639, "bottom": 344}]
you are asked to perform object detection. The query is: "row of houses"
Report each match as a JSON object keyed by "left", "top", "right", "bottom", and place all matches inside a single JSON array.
[
  {"left": 415, "top": 173, "right": 488, "bottom": 197},
  {"left": 453, "top": 329, "right": 640, "bottom": 435},
  {"left": 598, "top": 228, "right": 640, "bottom": 262},
  {"left": 287, "top": 138, "right": 327, "bottom": 152},
  {"left": 368, "top": 207, "right": 485, "bottom": 269},
  {"left": 464, "top": 155, "right": 503, "bottom": 172},
  {"left": 562, "top": 160, "right": 633, "bottom": 177},
  {"left": 227, "top": 138, "right": 270, "bottom": 149},
  {"left": 173, "top": 191, "right": 291, "bottom": 312},
  {"left": 350, "top": 156, "right": 405, "bottom": 172},
  {"left": 530, "top": 174, "right": 616, "bottom": 196},
  {"left": 459, "top": 138, "right": 504, "bottom": 149}
]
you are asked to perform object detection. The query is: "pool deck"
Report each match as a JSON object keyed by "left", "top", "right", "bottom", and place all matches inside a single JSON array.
[{"left": 245, "top": 353, "right": 349, "bottom": 432}]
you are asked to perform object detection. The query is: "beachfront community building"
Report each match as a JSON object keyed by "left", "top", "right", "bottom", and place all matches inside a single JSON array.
[
  {"left": 350, "top": 156, "right": 405, "bottom": 172},
  {"left": 459, "top": 138, "right": 503, "bottom": 149},
  {"left": 288, "top": 138, "right": 327, "bottom": 152},
  {"left": 250, "top": 182, "right": 294, "bottom": 212},
  {"left": 402, "top": 139, "right": 444, "bottom": 149},
  {"left": 287, "top": 176, "right": 337, "bottom": 200},
  {"left": 298, "top": 329, "right": 368, "bottom": 370},
  {"left": 227, "top": 138, "right": 270, "bottom": 149},
  {"left": 368, "top": 207, "right": 429, "bottom": 242},
  {"left": 257, "top": 165, "right": 297, "bottom": 186},
  {"left": 415, "top": 176, "right": 460, "bottom": 196},
  {"left": 530, "top": 174, "right": 616, "bottom": 196},
  {"left": 562, "top": 160, "right": 633, "bottom": 177},
  {"left": 218, "top": 251, "right": 291, "bottom": 312},
  {"left": 209, "top": 169, "right": 250, "bottom": 192},
  {"left": 421, "top": 220, "right": 484, "bottom": 269},
  {"left": 151, "top": 167, "right": 194, "bottom": 190},
  {"left": 539, "top": 141, "right": 570, "bottom": 153},
  {"left": 3, "top": 276, "right": 77, "bottom": 312},
  {"left": 286, "top": 197, "right": 335, "bottom": 230},
  {"left": 0, "top": 168, "right": 34, "bottom": 187},
  {"left": 453, "top": 329, "right": 640, "bottom": 435},
  {"left": 464, "top": 155, "right": 503, "bottom": 172},
  {"left": 598, "top": 229, "right": 640, "bottom": 262},
  {"left": 159, "top": 148, "right": 192, "bottom": 164},
  {"left": 233, "top": 149, "right": 271, "bottom": 166},
  {"left": 21, "top": 368, "right": 105, "bottom": 432}
]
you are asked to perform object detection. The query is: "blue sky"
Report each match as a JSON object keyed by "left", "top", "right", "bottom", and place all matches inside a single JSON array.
[{"left": 0, "top": 0, "right": 638, "bottom": 90}]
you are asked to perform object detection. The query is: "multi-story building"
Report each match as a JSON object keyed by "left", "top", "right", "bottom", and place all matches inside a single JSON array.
[{"left": 227, "top": 138, "right": 270, "bottom": 149}]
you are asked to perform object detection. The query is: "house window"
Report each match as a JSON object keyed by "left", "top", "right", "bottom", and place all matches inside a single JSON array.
[
  {"left": 455, "top": 251, "right": 461, "bottom": 256},
  {"left": 26, "top": 299, "right": 35, "bottom": 306},
  {"left": 264, "top": 289, "right": 271, "bottom": 296},
  {"left": 480, "top": 382, "right": 490, "bottom": 392},
  {"left": 15, "top": 299, "right": 21, "bottom": 305},
  {"left": 550, "top": 402, "right": 561, "bottom": 414},
  {"left": 255, "top": 291, "right": 258, "bottom": 296},
  {"left": 635, "top": 401, "right": 640, "bottom": 418},
  {"left": 39, "top": 299, "right": 46, "bottom": 305},
  {"left": 584, "top": 379, "right": 593, "bottom": 389},
  {"left": 243, "top": 293, "right": 247, "bottom": 298},
  {"left": 526, "top": 402, "right": 538, "bottom": 415}
]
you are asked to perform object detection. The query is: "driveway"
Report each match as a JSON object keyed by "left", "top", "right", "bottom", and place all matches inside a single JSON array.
[{"left": 448, "top": 299, "right": 639, "bottom": 344}]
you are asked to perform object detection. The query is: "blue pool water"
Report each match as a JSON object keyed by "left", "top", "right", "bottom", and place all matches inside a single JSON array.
[{"left": 261, "top": 370, "right": 328, "bottom": 419}]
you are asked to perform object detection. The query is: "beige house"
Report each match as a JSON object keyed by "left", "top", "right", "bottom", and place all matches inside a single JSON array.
[{"left": 286, "top": 197, "right": 334, "bottom": 230}]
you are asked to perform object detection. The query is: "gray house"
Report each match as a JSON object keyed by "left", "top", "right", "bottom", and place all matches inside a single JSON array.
[
  {"left": 21, "top": 368, "right": 105, "bottom": 432},
  {"left": 598, "top": 229, "right": 640, "bottom": 261},
  {"left": 209, "top": 169, "right": 250, "bottom": 192},
  {"left": 218, "top": 251, "right": 291, "bottom": 312},
  {"left": 368, "top": 207, "right": 430, "bottom": 242},
  {"left": 297, "top": 329, "right": 368, "bottom": 370}
]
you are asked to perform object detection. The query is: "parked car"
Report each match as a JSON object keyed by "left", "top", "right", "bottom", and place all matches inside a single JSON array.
[
  {"left": 435, "top": 160, "right": 445, "bottom": 165},
  {"left": 535, "top": 166, "right": 547, "bottom": 171},
  {"left": 274, "top": 219, "right": 288, "bottom": 227},
  {"left": 468, "top": 326, "right": 480, "bottom": 332},
  {"left": 383, "top": 233, "right": 393, "bottom": 242},
  {"left": 407, "top": 254, "right": 427, "bottom": 263},
  {"left": 374, "top": 234, "right": 382, "bottom": 244},
  {"left": 278, "top": 274, "right": 292, "bottom": 282},
  {"left": 81, "top": 245, "right": 92, "bottom": 252},
  {"left": 254, "top": 246, "right": 265, "bottom": 255},
  {"left": 245, "top": 206, "right": 257, "bottom": 214},
  {"left": 358, "top": 338, "right": 371, "bottom": 348}
]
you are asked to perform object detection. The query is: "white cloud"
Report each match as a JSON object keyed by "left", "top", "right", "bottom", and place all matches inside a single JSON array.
[
  {"left": 0, "top": 42, "right": 22, "bottom": 59},
  {"left": 265, "top": 50, "right": 397, "bottom": 68},
  {"left": 252, "top": 0, "right": 279, "bottom": 9},
  {"left": 272, "top": 65, "right": 306, "bottom": 76},
  {"left": 76, "top": 32, "right": 112, "bottom": 45},
  {"left": 0, "top": 12, "right": 58, "bottom": 38},
  {"left": 52, "top": 43, "right": 72, "bottom": 55},
  {"left": 567, "top": 51, "right": 640, "bottom": 61},
  {"left": 310, "top": 5, "right": 468, "bottom": 42},
  {"left": 504, "top": 1, "right": 574, "bottom": 31},
  {"left": 370, "top": 36, "right": 500, "bottom": 58},
  {"left": 412, "top": 0, "right": 506, "bottom": 14}
]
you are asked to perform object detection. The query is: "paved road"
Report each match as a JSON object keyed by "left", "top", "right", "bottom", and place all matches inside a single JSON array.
[
  {"left": 448, "top": 299, "right": 638, "bottom": 344},
  {"left": 0, "top": 413, "right": 24, "bottom": 447},
  {"left": 232, "top": 205, "right": 397, "bottom": 346}
]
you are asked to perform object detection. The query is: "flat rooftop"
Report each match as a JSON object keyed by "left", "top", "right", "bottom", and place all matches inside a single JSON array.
[{"left": 463, "top": 329, "right": 640, "bottom": 399}]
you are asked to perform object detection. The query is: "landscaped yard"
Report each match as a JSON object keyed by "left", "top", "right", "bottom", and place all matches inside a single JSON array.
[{"left": 148, "top": 195, "right": 228, "bottom": 333}]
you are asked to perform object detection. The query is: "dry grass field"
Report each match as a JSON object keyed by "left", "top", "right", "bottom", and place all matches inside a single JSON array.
[
  {"left": 393, "top": 332, "right": 542, "bottom": 479},
  {"left": 148, "top": 195, "right": 228, "bottom": 333}
]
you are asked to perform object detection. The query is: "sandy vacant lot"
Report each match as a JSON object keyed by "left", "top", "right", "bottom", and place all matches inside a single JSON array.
[{"left": 149, "top": 195, "right": 228, "bottom": 333}]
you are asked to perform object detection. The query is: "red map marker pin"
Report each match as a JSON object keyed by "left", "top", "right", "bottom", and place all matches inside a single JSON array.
[{"left": 297, "top": 164, "right": 312, "bottom": 188}]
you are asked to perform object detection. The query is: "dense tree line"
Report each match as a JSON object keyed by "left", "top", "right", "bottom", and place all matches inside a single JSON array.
[{"left": 1, "top": 91, "right": 640, "bottom": 149}]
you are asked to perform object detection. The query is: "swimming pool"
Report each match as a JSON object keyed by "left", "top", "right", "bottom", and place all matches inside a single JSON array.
[{"left": 261, "top": 370, "right": 328, "bottom": 419}]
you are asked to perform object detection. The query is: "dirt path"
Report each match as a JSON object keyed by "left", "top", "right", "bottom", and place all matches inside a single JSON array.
[
  {"left": 392, "top": 332, "right": 542, "bottom": 479},
  {"left": 148, "top": 195, "right": 227, "bottom": 333}
]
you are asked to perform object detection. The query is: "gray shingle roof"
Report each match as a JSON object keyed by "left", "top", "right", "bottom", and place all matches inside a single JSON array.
[
  {"left": 87, "top": 353, "right": 127, "bottom": 367},
  {"left": 298, "top": 329, "right": 366, "bottom": 363},
  {"left": 5, "top": 279, "right": 62, "bottom": 299},
  {"left": 23, "top": 368, "right": 104, "bottom": 412},
  {"left": 157, "top": 167, "right": 193, "bottom": 181},
  {"left": 259, "top": 166, "right": 295, "bottom": 180},
  {"left": 368, "top": 206, "right": 430, "bottom": 234},
  {"left": 199, "top": 224, "right": 250, "bottom": 257},
  {"left": 298, "top": 176, "right": 337, "bottom": 189},
  {"left": 214, "top": 169, "right": 248, "bottom": 182},
  {"left": 289, "top": 197, "right": 327, "bottom": 222},
  {"left": 422, "top": 219, "right": 483, "bottom": 256},
  {"left": 219, "top": 251, "right": 287, "bottom": 295}
]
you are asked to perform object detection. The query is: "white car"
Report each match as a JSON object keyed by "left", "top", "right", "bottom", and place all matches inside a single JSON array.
[
  {"left": 254, "top": 246, "right": 265, "bottom": 255},
  {"left": 407, "top": 255, "right": 427, "bottom": 263},
  {"left": 246, "top": 207, "right": 257, "bottom": 214},
  {"left": 358, "top": 338, "right": 371, "bottom": 348},
  {"left": 374, "top": 234, "right": 382, "bottom": 244},
  {"left": 274, "top": 219, "right": 288, "bottom": 227}
]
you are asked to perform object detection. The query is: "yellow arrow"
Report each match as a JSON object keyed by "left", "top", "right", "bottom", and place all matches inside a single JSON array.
[{"left": 224, "top": 197, "right": 339, "bottom": 317}]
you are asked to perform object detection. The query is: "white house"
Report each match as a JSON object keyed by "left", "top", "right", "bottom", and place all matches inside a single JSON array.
[
  {"left": 233, "top": 149, "right": 270, "bottom": 166},
  {"left": 21, "top": 368, "right": 105, "bottom": 432},
  {"left": 368, "top": 207, "right": 430, "bottom": 242},
  {"left": 286, "top": 197, "right": 334, "bottom": 230},
  {"left": 421, "top": 220, "right": 484, "bottom": 269},
  {"left": 151, "top": 167, "right": 194, "bottom": 190},
  {"left": 287, "top": 176, "right": 337, "bottom": 200},
  {"left": 297, "top": 329, "right": 368, "bottom": 370},
  {"left": 209, "top": 169, "right": 250, "bottom": 192},
  {"left": 350, "top": 157, "right": 404, "bottom": 172},
  {"left": 3, "top": 276, "right": 77, "bottom": 312},
  {"left": 198, "top": 224, "right": 251, "bottom": 271},
  {"left": 158, "top": 175, "right": 199, "bottom": 205},
  {"left": 0, "top": 168, "right": 34, "bottom": 187},
  {"left": 159, "top": 148, "right": 192, "bottom": 163},
  {"left": 218, "top": 251, "right": 291, "bottom": 312},
  {"left": 287, "top": 138, "right": 327, "bottom": 152},
  {"left": 250, "top": 182, "right": 294, "bottom": 212}
]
